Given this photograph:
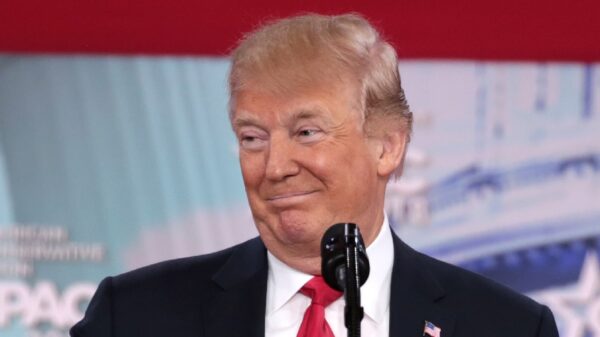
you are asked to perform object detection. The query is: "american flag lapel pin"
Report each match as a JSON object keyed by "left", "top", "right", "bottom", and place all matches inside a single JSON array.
[{"left": 423, "top": 320, "right": 442, "bottom": 337}]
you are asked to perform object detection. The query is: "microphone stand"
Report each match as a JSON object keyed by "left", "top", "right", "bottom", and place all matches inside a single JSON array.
[
  {"left": 343, "top": 225, "right": 364, "bottom": 337},
  {"left": 321, "top": 223, "right": 369, "bottom": 337}
]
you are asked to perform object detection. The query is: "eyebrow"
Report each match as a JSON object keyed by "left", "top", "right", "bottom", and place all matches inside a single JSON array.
[
  {"left": 290, "top": 109, "right": 323, "bottom": 121},
  {"left": 286, "top": 105, "right": 334, "bottom": 126},
  {"left": 232, "top": 105, "right": 333, "bottom": 129},
  {"left": 232, "top": 112, "right": 265, "bottom": 129}
]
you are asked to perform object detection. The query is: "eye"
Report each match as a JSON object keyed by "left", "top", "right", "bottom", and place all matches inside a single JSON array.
[
  {"left": 238, "top": 130, "right": 268, "bottom": 151},
  {"left": 296, "top": 127, "right": 323, "bottom": 142},
  {"left": 299, "top": 129, "right": 317, "bottom": 137}
]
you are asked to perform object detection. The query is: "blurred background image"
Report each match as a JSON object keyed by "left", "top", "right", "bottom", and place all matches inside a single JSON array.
[{"left": 0, "top": 2, "right": 599, "bottom": 337}]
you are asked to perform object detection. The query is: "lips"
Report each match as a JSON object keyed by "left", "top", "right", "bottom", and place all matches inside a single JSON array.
[{"left": 265, "top": 190, "right": 318, "bottom": 207}]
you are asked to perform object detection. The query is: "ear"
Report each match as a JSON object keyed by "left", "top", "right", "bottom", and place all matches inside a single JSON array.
[{"left": 376, "top": 130, "right": 408, "bottom": 178}]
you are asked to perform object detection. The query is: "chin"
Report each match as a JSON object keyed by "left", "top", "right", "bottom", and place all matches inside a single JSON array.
[{"left": 274, "top": 210, "right": 322, "bottom": 244}]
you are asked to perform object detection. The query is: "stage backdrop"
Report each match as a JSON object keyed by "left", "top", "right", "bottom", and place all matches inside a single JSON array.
[{"left": 0, "top": 55, "right": 599, "bottom": 337}]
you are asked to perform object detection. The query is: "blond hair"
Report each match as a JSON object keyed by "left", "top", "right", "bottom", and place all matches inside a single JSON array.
[{"left": 229, "top": 13, "right": 412, "bottom": 138}]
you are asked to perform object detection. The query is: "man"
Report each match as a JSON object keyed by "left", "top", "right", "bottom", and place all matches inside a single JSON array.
[{"left": 71, "top": 13, "right": 559, "bottom": 337}]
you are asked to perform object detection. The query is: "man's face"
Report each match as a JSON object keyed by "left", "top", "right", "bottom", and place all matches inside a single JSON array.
[{"left": 231, "top": 80, "right": 386, "bottom": 271}]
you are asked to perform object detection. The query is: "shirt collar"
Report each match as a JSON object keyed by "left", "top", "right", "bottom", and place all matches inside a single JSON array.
[
  {"left": 266, "top": 214, "right": 394, "bottom": 323},
  {"left": 266, "top": 248, "right": 312, "bottom": 315},
  {"left": 361, "top": 215, "right": 394, "bottom": 323}
]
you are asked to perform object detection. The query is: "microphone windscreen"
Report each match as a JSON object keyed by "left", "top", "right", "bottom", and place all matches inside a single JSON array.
[{"left": 320, "top": 223, "right": 370, "bottom": 291}]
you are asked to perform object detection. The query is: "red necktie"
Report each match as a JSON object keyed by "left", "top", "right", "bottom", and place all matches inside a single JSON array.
[{"left": 296, "top": 276, "right": 343, "bottom": 337}]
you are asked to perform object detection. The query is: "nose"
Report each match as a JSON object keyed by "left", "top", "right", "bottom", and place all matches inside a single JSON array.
[{"left": 265, "top": 135, "right": 300, "bottom": 181}]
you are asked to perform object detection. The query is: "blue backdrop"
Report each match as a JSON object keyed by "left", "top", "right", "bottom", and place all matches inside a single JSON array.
[{"left": 0, "top": 55, "right": 598, "bottom": 337}]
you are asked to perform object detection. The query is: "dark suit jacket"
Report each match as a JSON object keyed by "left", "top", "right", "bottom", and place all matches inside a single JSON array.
[{"left": 70, "top": 231, "right": 559, "bottom": 337}]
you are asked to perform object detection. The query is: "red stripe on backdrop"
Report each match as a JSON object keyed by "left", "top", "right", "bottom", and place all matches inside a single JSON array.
[{"left": 0, "top": 0, "right": 599, "bottom": 61}]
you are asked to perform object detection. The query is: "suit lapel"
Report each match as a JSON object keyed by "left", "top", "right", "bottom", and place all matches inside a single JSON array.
[
  {"left": 389, "top": 233, "right": 455, "bottom": 337},
  {"left": 201, "top": 231, "right": 455, "bottom": 337},
  {"left": 204, "top": 237, "right": 268, "bottom": 337}
]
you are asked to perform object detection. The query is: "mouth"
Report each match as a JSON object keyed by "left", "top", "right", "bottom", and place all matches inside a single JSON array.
[{"left": 266, "top": 190, "right": 318, "bottom": 207}]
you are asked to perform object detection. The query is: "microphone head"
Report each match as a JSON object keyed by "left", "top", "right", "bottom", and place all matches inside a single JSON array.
[{"left": 320, "top": 223, "right": 370, "bottom": 291}]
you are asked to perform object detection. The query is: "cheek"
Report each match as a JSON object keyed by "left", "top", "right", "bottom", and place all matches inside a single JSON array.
[
  {"left": 318, "top": 146, "right": 377, "bottom": 193},
  {"left": 239, "top": 154, "right": 264, "bottom": 189},
  {"left": 307, "top": 147, "right": 362, "bottom": 188},
  {"left": 305, "top": 150, "right": 344, "bottom": 188}
]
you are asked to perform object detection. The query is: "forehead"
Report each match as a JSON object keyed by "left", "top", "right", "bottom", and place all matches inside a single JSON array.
[{"left": 231, "top": 80, "right": 362, "bottom": 128}]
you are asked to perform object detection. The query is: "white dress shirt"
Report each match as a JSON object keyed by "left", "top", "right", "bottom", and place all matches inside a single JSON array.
[{"left": 265, "top": 216, "right": 394, "bottom": 337}]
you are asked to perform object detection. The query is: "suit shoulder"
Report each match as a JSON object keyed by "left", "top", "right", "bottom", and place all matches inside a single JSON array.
[
  {"left": 391, "top": 236, "right": 558, "bottom": 336},
  {"left": 111, "top": 237, "right": 263, "bottom": 291},
  {"left": 71, "top": 237, "right": 266, "bottom": 336},
  {"left": 413, "top": 249, "right": 548, "bottom": 318},
  {"left": 416, "top": 251, "right": 558, "bottom": 336}
]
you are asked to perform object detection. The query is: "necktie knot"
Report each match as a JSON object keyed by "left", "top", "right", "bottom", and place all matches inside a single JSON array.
[
  {"left": 296, "top": 276, "right": 342, "bottom": 337},
  {"left": 300, "top": 276, "right": 342, "bottom": 306}
]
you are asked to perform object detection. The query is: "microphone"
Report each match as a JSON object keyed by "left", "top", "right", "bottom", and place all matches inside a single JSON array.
[
  {"left": 321, "top": 223, "right": 370, "bottom": 337},
  {"left": 321, "top": 223, "right": 370, "bottom": 291}
]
